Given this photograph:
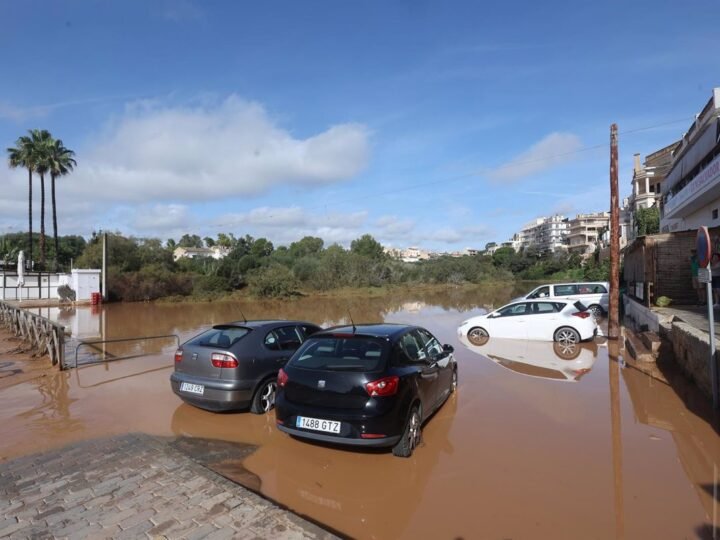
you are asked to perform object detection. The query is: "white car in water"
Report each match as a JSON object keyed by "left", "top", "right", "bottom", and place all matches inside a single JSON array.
[
  {"left": 457, "top": 299, "right": 597, "bottom": 344},
  {"left": 457, "top": 334, "right": 597, "bottom": 382}
]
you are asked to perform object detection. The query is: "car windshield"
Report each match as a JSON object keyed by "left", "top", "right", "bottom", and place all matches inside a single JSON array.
[
  {"left": 187, "top": 325, "right": 251, "bottom": 349},
  {"left": 290, "top": 336, "right": 387, "bottom": 372}
]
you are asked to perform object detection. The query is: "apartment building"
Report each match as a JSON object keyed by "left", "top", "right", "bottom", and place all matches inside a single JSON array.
[
  {"left": 515, "top": 215, "right": 569, "bottom": 253},
  {"left": 567, "top": 212, "right": 610, "bottom": 257},
  {"left": 661, "top": 87, "right": 720, "bottom": 232}
]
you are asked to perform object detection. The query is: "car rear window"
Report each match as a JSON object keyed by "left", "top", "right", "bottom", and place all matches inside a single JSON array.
[
  {"left": 289, "top": 336, "right": 388, "bottom": 372},
  {"left": 187, "top": 325, "right": 250, "bottom": 349}
]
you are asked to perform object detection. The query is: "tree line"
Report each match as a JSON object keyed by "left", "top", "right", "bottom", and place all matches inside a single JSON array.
[
  {"left": 48, "top": 232, "right": 606, "bottom": 301},
  {"left": 6, "top": 130, "right": 76, "bottom": 271}
]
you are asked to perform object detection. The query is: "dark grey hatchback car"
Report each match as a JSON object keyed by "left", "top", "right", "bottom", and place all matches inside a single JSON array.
[{"left": 171, "top": 320, "right": 321, "bottom": 413}]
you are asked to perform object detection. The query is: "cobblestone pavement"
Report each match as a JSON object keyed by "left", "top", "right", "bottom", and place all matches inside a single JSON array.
[{"left": 0, "top": 433, "right": 337, "bottom": 539}]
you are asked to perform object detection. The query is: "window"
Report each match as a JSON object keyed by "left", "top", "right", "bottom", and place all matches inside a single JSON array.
[
  {"left": 497, "top": 303, "right": 529, "bottom": 317},
  {"left": 290, "top": 337, "right": 387, "bottom": 371},
  {"left": 531, "top": 302, "right": 560, "bottom": 314},
  {"left": 416, "top": 329, "right": 444, "bottom": 359},
  {"left": 713, "top": 208, "right": 718, "bottom": 220},
  {"left": 188, "top": 326, "right": 250, "bottom": 348},
  {"left": 528, "top": 286, "right": 550, "bottom": 299},
  {"left": 264, "top": 326, "right": 303, "bottom": 351},
  {"left": 553, "top": 284, "right": 577, "bottom": 296},
  {"left": 397, "top": 331, "right": 425, "bottom": 362}
]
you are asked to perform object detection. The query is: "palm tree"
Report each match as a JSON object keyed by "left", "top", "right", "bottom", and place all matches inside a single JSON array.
[
  {"left": 30, "top": 129, "right": 52, "bottom": 268},
  {"left": 7, "top": 134, "right": 36, "bottom": 263},
  {"left": 46, "top": 138, "right": 76, "bottom": 270}
]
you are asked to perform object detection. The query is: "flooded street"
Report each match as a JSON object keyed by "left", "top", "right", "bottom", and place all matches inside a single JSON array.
[{"left": 1, "top": 286, "right": 719, "bottom": 539}]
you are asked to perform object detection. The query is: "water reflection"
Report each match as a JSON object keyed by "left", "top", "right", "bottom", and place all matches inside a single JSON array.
[{"left": 458, "top": 335, "right": 599, "bottom": 382}]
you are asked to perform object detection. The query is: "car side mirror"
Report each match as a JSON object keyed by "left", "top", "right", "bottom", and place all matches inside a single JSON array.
[{"left": 443, "top": 344, "right": 454, "bottom": 353}]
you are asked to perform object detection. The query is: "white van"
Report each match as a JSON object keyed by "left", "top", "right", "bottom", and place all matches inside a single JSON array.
[{"left": 515, "top": 282, "right": 610, "bottom": 317}]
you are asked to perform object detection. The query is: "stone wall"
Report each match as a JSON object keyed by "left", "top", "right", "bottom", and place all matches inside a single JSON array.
[{"left": 668, "top": 320, "right": 718, "bottom": 400}]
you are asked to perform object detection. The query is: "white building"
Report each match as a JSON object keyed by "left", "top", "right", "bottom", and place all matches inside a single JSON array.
[
  {"left": 173, "top": 246, "right": 229, "bottom": 261},
  {"left": 567, "top": 212, "right": 610, "bottom": 257},
  {"left": 514, "top": 215, "right": 569, "bottom": 253},
  {"left": 661, "top": 87, "right": 720, "bottom": 232}
]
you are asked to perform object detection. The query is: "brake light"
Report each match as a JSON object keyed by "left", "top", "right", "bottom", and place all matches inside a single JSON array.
[
  {"left": 174, "top": 349, "right": 183, "bottom": 363},
  {"left": 278, "top": 368, "right": 288, "bottom": 387},
  {"left": 365, "top": 375, "right": 399, "bottom": 397},
  {"left": 211, "top": 353, "right": 239, "bottom": 368},
  {"left": 572, "top": 311, "right": 591, "bottom": 319}
]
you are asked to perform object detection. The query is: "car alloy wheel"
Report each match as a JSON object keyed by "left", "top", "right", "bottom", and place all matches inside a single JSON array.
[
  {"left": 393, "top": 406, "right": 422, "bottom": 457},
  {"left": 251, "top": 379, "right": 277, "bottom": 414},
  {"left": 467, "top": 327, "right": 489, "bottom": 346},
  {"left": 555, "top": 327, "right": 580, "bottom": 345},
  {"left": 589, "top": 305, "right": 603, "bottom": 318}
]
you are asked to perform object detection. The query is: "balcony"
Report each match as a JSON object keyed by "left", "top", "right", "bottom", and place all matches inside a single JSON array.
[{"left": 664, "top": 153, "right": 720, "bottom": 219}]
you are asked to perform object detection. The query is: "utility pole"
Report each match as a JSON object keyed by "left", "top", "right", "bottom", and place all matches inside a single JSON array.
[{"left": 609, "top": 124, "right": 620, "bottom": 340}]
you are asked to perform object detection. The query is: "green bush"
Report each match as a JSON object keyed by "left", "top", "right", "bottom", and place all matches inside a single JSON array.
[{"left": 248, "top": 264, "right": 298, "bottom": 298}]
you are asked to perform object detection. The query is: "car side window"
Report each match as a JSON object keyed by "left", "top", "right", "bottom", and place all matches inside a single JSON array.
[
  {"left": 497, "top": 303, "right": 528, "bottom": 317},
  {"left": 593, "top": 285, "right": 607, "bottom": 293},
  {"left": 554, "top": 284, "right": 577, "bottom": 296},
  {"left": 300, "top": 324, "right": 321, "bottom": 338},
  {"left": 264, "top": 326, "right": 303, "bottom": 351},
  {"left": 394, "top": 332, "right": 424, "bottom": 364},
  {"left": 532, "top": 302, "right": 559, "bottom": 314},
  {"left": 416, "top": 329, "right": 444, "bottom": 359},
  {"left": 529, "top": 286, "right": 550, "bottom": 299}
]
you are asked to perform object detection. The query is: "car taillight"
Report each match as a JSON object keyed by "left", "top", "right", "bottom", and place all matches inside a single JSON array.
[
  {"left": 174, "top": 349, "right": 183, "bottom": 363},
  {"left": 278, "top": 368, "right": 288, "bottom": 387},
  {"left": 211, "top": 352, "right": 239, "bottom": 368},
  {"left": 365, "top": 375, "right": 399, "bottom": 397},
  {"left": 572, "top": 311, "right": 591, "bottom": 319}
]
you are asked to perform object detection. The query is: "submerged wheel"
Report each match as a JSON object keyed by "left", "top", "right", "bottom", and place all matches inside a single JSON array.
[
  {"left": 589, "top": 304, "right": 604, "bottom": 318},
  {"left": 250, "top": 378, "right": 277, "bottom": 414},
  {"left": 554, "top": 327, "right": 580, "bottom": 345},
  {"left": 392, "top": 405, "right": 422, "bottom": 458},
  {"left": 467, "top": 327, "right": 489, "bottom": 346}
]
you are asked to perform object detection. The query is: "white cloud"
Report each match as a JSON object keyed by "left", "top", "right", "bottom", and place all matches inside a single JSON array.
[
  {"left": 66, "top": 95, "right": 370, "bottom": 202},
  {"left": 489, "top": 132, "right": 583, "bottom": 182},
  {"left": 131, "top": 204, "right": 191, "bottom": 233}
]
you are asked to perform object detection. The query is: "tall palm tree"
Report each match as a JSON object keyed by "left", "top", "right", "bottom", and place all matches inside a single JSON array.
[
  {"left": 7, "top": 134, "right": 36, "bottom": 263},
  {"left": 30, "top": 129, "right": 52, "bottom": 268},
  {"left": 46, "top": 138, "right": 76, "bottom": 270}
]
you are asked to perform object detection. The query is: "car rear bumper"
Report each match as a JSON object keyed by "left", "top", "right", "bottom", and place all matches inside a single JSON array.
[
  {"left": 275, "top": 392, "right": 408, "bottom": 448},
  {"left": 170, "top": 372, "right": 254, "bottom": 411},
  {"left": 276, "top": 423, "right": 401, "bottom": 447}
]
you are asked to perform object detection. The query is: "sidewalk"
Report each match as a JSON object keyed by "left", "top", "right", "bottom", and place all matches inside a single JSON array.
[
  {"left": 655, "top": 304, "right": 720, "bottom": 339},
  {"left": 0, "top": 433, "right": 337, "bottom": 539}
]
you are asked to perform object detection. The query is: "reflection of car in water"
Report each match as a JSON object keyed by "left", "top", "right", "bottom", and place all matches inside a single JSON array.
[{"left": 458, "top": 335, "right": 597, "bottom": 382}]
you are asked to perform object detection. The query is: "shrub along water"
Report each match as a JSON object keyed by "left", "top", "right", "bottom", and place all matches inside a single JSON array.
[{"left": 70, "top": 232, "right": 611, "bottom": 301}]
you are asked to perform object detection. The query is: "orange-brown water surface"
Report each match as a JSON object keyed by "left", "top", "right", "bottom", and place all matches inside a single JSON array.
[{"left": 1, "top": 287, "right": 718, "bottom": 539}]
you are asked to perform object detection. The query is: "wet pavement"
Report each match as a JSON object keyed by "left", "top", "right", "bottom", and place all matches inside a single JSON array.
[{"left": 1, "top": 288, "right": 719, "bottom": 539}]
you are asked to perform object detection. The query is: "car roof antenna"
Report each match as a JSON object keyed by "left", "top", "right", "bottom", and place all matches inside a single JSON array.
[
  {"left": 348, "top": 311, "right": 357, "bottom": 334},
  {"left": 239, "top": 310, "right": 247, "bottom": 323}
]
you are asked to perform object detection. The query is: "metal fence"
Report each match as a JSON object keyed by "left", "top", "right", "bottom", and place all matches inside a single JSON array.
[{"left": 0, "top": 300, "right": 66, "bottom": 367}]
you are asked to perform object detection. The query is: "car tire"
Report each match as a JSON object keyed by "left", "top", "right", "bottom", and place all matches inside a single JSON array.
[
  {"left": 467, "top": 327, "right": 489, "bottom": 346},
  {"left": 589, "top": 304, "right": 604, "bottom": 318},
  {"left": 250, "top": 378, "right": 277, "bottom": 414},
  {"left": 554, "top": 326, "right": 581, "bottom": 345},
  {"left": 392, "top": 404, "right": 422, "bottom": 458}
]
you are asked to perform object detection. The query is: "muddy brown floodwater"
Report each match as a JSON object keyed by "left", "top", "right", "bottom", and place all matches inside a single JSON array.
[{"left": 1, "top": 285, "right": 719, "bottom": 539}]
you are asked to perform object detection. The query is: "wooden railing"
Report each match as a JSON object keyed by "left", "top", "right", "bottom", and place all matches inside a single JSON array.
[{"left": 0, "top": 300, "right": 66, "bottom": 368}]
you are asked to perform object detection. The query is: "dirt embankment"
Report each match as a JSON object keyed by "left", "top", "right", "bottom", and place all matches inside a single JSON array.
[{"left": 0, "top": 328, "right": 55, "bottom": 391}]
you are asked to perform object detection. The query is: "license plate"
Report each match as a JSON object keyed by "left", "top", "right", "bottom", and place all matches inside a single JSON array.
[
  {"left": 296, "top": 416, "right": 341, "bottom": 434},
  {"left": 180, "top": 382, "right": 204, "bottom": 395}
]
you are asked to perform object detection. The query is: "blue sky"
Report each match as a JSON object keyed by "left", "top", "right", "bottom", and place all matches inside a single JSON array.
[{"left": 1, "top": 0, "right": 718, "bottom": 250}]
